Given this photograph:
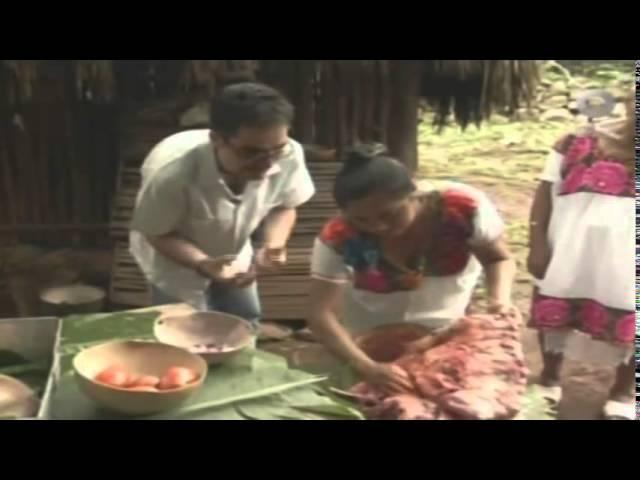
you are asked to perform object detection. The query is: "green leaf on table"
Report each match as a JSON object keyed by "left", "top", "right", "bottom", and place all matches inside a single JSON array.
[
  {"left": 165, "top": 371, "right": 326, "bottom": 419},
  {"left": 0, "top": 361, "right": 50, "bottom": 377},
  {"left": 515, "top": 386, "right": 556, "bottom": 420},
  {"left": 327, "top": 364, "right": 360, "bottom": 391},
  {"left": 50, "top": 313, "right": 358, "bottom": 421},
  {"left": 0, "top": 350, "right": 29, "bottom": 369},
  {"left": 235, "top": 396, "right": 303, "bottom": 420},
  {"left": 59, "top": 311, "right": 161, "bottom": 351},
  {"left": 292, "top": 404, "right": 364, "bottom": 420}
]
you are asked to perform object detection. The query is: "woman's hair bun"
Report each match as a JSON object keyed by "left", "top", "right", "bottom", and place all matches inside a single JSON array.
[{"left": 343, "top": 143, "right": 389, "bottom": 169}]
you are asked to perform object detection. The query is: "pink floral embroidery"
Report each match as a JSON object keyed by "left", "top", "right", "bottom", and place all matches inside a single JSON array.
[
  {"left": 582, "top": 161, "right": 630, "bottom": 195},
  {"left": 532, "top": 298, "right": 571, "bottom": 329},
  {"left": 561, "top": 163, "right": 588, "bottom": 194},
  {"left": 565, "top": 136, "right": 594, "bottom": 163},
  {"left": 580, "top": 301, "right": 610, "bottom": 336},
  {"left": 614, "top": 313, "right": 636, "bottom": 345},
  {"left": 357, "top": 269, "right": 390, "bottom": 293}
]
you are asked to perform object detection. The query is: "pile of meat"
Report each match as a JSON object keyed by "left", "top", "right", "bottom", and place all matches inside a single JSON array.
[{"left": 350, "top": 314, "right": 528, "bottom": 420}]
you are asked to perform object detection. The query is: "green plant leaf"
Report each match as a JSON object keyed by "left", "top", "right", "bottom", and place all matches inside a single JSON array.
[
  {"left": 292, "top": 404, "right": 364, "bottom": 420},
  {"left": 515, "top": 387, "right": 556, "bottom": 420},
  {"left": 59, "top": 311, "right": 161, "bottom": 350}
]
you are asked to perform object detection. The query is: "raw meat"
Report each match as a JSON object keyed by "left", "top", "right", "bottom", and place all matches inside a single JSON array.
[{"left": 350, "top": 314, "right": 528, "bottom": 420}]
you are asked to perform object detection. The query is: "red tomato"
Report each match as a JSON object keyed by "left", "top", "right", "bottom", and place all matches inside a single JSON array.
[
  {"left": 95, "top": 366, "right": 130, "bottom": 387},
  {"left": 127, "top": 386, "right": 159, "bottom": 393},
  {"left": 157, "top": 367, "right": 198, "bottom": 390},
  {"left": 125, "top": 373, "right": 140, "bottom": 387},
  {"left": 129, "top": 375, "right": 160, "bottom": 388}
]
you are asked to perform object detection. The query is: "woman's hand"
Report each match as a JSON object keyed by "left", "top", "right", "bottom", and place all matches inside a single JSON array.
[
  {"left": 404, "top": 336, "right": 437, "bottom": 355},
  {"left": 487, "top": 300, "right": 519, "bottom": 318},
  {"left": 358, "top": 362, "right": 414, "bottom": 395},
  {"left": 527, "top": 243, "right": 552, "bottom": 280}
]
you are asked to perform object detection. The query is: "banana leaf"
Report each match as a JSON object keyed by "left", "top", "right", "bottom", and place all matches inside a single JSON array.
[
  {"left": 235, "top": 395, "right": 325, "bottom": 420},
  {"left": 515, "top": 386, "right": 556, "bottom": 421},
  {"left": 327, "top": 364, "right": 361, "bottom": 391},
  {"left": 59, "top": 311, "right": 161, "bottom": 352},
  {"left": 57, "top": 311, "right": 162, "bottom": 374},
  {"left": 49, "top": 342, "right": 349, "bottom": 420},
  {"left": 0, "top": 350, "right": 51, "bottom": 397},
  {"left": 49, "top": 371, "right": 250, "bottom": 420},
  {"left": 235, "top": 388, "right": 363, "bottom": 420},
  {"left": 0, "top": 350, "right": 29, "bottom": 368}
]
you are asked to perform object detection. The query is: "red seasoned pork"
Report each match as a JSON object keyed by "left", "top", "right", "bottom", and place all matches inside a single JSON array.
[{"left": 350, "top": 314, "right": 528, "bottom": 420}]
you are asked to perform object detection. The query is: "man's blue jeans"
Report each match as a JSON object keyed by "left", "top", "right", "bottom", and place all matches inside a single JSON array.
[{"left": 151, "top": 281, "right": 262, "bottom": 326}]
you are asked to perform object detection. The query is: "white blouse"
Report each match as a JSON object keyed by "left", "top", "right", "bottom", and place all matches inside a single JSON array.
[{"left": 310, "top": 181, "right": 505, "bottom": 333}]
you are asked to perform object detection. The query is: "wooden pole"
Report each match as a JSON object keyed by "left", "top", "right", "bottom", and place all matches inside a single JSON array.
[{"left": 386, "top": 60, "right": 423, "bottom": 173}]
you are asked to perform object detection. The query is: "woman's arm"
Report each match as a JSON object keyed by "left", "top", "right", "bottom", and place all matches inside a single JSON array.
[
  {"left": 307, "top": 278, "right": 413, "bottom": 393},
  {"left": 307, "top": 279, "right": 375, "bottom": 373},
  {"left": 527, "top": 181, "right": 553, "bottom": 280},
  {"left": 471, "top": 236, "right": 517, "bottom": 314}
]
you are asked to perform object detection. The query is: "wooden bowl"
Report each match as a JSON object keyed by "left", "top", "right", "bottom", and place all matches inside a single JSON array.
[
  {"left": 154, "top": 312, "right": 256, "bottom": 365},
  {"left": 73, "top": 341, "right": 207, "bottom": 416},
  {"left": 39, "top": 284, "right": 106, "bottom": 316},
  {"left": 0, "top": 375, "right": 40, "bottom": 419},
  {"left": 353, "top": 323, "right": 432, "bottom": 363}
]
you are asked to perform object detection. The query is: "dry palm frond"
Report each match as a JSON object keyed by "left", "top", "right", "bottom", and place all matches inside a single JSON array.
[
  {"left": 180, "top": 60, "right": 224, "bottom": 95},
  {"left": 180, "top": 60, "right": 260, "bottom": 96},
  {"left": 75, "top": 60, "right": 116, "bottom": 102},
  {"left": 2, "top": 60, "right": 40, "bottom": 106},
  {"left": 421, "top": 60, "right": 541, "bottom": 130}
]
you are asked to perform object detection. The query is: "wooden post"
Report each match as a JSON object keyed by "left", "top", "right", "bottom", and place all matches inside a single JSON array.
[{"left": 385, "top": 60, "right": 423, "bottom": 173}]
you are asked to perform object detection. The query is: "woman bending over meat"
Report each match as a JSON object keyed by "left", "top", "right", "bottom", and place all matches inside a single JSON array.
[
  {"left": 527, "top": 92, "right": 635, "bottom": 420},
  {"left": 307, "top": 144, "right": 517, "bottom": 395}
]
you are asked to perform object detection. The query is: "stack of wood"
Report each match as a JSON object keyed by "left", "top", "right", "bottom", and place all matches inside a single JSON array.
[
  {"left": 259, "top": 152, "right": 341, "bottom": 320},
  {"left": 108, "top": 100, "right": 183, "bottom": 307},
  {"left": 109, "top": 163, "right": 151, "bottom": 307}
]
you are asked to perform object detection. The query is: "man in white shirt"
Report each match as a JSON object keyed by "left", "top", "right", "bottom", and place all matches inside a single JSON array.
[{"left": 130, "top": 83, "right": 315, "bottom": 324}]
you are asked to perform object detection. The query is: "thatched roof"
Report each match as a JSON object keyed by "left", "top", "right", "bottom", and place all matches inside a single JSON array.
[{"left": 1, "top": 60, "right": 539, "bottom": 123}]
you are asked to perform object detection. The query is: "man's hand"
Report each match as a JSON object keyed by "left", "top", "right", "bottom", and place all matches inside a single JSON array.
[
  {"left": 232, "top": 265, "right": 257, "bottom": 288},
  {"left": 255, "top": 246, "right": 287, "bottom": 272},
  {"left": 196, "top": 256, "right": 256, "bottom": 288}
]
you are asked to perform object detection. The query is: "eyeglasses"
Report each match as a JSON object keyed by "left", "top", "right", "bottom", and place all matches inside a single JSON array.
[{"left": 226, "top": 140, "right": 293, "bottom": 163}]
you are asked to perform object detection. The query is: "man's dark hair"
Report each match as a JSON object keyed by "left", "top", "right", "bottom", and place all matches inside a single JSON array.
[
  {"left": 210, "top": 82, "right": 294, "bottom": 138},
  {"left": 334, "top": 143, "right": 416, "bottom": 209}
]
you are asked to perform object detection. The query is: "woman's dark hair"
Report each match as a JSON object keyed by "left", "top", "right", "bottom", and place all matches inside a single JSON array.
[
  {"left": 210, "top": 82, "right": 294, "bottom": 138},
  {"left": 216, "top": 71, "right": 257, "bottom": 92},
  {"left": 334, "top": 143, "right": 416, "bottom": 209}
]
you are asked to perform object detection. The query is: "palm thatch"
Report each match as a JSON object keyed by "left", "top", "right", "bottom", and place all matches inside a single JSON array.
[
  {"left": 420, "top": 60, "right": 540, "bottom": 131},
  {"left": 0, "top": 61, "right": 119, "bottom": 246},
  {"left": 260, "top": 60, "right": 540, "bottom": 170},
  {"left": 0, "top": 60, "right": 540, "bottom": 245}
]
